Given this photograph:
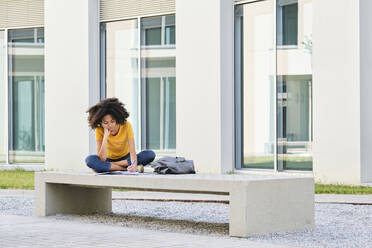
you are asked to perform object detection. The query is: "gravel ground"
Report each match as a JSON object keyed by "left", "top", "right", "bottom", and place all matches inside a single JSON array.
[{"left": 1, "top": 196, "right": 372, "bottom": 248}]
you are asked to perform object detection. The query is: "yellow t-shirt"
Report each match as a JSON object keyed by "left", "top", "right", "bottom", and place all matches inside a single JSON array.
[{"left": 95, "top": 122, "right": 134, "bottom": 159}]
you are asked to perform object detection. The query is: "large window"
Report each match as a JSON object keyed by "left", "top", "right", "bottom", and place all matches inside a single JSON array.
[
  {"left": 277, "top": 0, "right": 298, "bottom": 46},
  {"left": 235, "top": 1, "right": 275, "bottom": 169},
  {"left": 141, "top": 16, "right": 176, "bottom": 151},
  {"left": 277, "top": 0, "right": 312, "bottom": 170},
  {"left": 235, "top": 0, "right": 312, "bottom": 171},
  {"left": 102, "top": 14, "right": 176, "bottom": 153},
  {"left": 103, "top": 19, "right": 140, "bottom": 149},
  {"left": 8, "top": 28, "right": 45, "bottom": 164}
]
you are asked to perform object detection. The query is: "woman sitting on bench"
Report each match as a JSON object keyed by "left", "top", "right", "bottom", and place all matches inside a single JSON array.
[{"left": 85, "top": 98, "right": 155, "bottom": 173}]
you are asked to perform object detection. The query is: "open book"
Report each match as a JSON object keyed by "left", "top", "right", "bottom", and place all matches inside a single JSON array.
[{"left": 94, "top": 171, "right": 139, "bottom": 176}]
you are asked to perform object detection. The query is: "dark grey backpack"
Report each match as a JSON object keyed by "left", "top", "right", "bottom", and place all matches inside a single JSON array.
[{"left": 150, "top": 156, "right": 195, "bottom": 174}]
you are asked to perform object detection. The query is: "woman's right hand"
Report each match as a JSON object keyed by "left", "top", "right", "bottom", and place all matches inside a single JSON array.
[{"left": 103, "top": 127, "right": 110, "bottom": 139}]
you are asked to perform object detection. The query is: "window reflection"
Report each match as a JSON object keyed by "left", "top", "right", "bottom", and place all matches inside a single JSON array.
[
  {"left": 235, "top": 1, "right": 275, "bottom": 169},
  {"left": 8, "top": 28, "right": 45, "bottom": 164},
  {"left": 104, "top": 19, "right": 140, "bottom": 149},
  {"left": 235, "top": 0, "right": 312, "bottom": 171},
  {"left": 103, "top": 14, "right": 176, "bottom": 153},
  {"left": 165, "top": 15, "right": 175, "bottom": 45},
  {"left": 277, "top": 0, "right": 298, "bottom": 46},
  {"left": 277, "top": 0, "right": 313, "bottom": 171},
  {"left": 141, "top": 15, "right": 176, "bottom": 151},
  {"left": 141, "top": 17, "right": 162, "bottom": 46}
]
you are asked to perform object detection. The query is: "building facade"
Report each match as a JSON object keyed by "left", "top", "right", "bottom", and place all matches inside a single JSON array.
[{"left": 1, "top": 0, "right": 372, "bottom": 185}]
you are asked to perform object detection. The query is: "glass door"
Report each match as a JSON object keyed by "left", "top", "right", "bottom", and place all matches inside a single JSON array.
[
  {"left": 102, "top": 15, "right": 176, "bottom": 153},
  {"left": 276, "top": 0, "right": 313, "bottom": 171},
  {"left": 235, "top": 0, "right": 276, "bottom": 169},
  {"left": 140, "top": 15, "right": 176, "bottom": 152},
  {"left": 104, "top": 19, "right": 140, "bottom": 150},
  {"left": 235, "top": 0, "right": 313, "bottom": 171},
  {"left": 8, "top": 28, "right": 45, "bottom": 164}
]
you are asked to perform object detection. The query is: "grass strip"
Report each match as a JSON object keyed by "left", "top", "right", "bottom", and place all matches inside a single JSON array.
[
  {"left": 315, "top": 183, "right": 372, "bottom": 194},
  {"left": 0, "top": 169, "right": 34, "bottom": 190}
]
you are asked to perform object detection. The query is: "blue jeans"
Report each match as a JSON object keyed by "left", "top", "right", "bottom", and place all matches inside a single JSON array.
[{"left": 85, "top": 150, "right": 155, "bottom": 173}]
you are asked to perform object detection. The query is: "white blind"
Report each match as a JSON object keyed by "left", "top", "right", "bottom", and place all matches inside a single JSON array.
[
  {"left": 0, "top": 0, "right": 44, "bottom": 29},
  {"left": 100, "top": 0, "right": 175, "bottom": 22}
]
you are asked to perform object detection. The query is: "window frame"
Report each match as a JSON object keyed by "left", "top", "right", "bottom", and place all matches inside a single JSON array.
[
  {"left": 276, "top": 0, "right": 299, "bottom": 48},
  {"left": 100, "top": 13, "right": 176, "bottom": 155},
  {"left": 0, "top": 25, "right": 45, "bottom": 167},
  {"left": 234, "top": 0, "right": 313, "bottom": 173}
]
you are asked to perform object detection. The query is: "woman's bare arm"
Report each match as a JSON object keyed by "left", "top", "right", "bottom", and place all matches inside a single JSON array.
[
  {"left": 127, "top": 138, "right": 138, "bottom": 172},
  {"left": 97, "top": 128, "right": 110, "bottom": 161}
]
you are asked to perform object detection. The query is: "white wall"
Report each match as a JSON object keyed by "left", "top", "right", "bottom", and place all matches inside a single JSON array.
[
  {"left": 360, "top": 0, "right": 372, "bottom": 183},
  {"left": 176, "top": 0, "right": 234, "bottom": 173},
  {"left": 45, "top": 0, "right": 99, "bottom": 170},
  {"left": 313, "top": 0, "right": 361, "bottom": 184},
  {"left": 220, "top": 0, "right": 235, "bottom": 173}
]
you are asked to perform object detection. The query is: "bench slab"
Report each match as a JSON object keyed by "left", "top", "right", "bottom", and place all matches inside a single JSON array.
[{"left": 35, "top": 171, "right": 314, "bottom": 237}]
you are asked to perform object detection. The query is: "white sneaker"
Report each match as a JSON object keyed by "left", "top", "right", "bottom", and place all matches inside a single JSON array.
[{"left": 137, "top": 165, "right": 144, "bottom": 173}]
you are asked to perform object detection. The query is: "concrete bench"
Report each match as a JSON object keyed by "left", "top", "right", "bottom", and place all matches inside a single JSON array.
[{"left": 35, "top": 171, "right": 314, "bottom": 237}]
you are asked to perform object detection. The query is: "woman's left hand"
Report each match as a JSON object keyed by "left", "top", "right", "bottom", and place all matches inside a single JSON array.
[{"left": 127, "top": 164, "right": 137, "bottom": 172}]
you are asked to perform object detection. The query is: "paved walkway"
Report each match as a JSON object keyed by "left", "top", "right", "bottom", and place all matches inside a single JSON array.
[
  {"left": 2, "top": 190, "right": 372, "bottom": 248},
  {"left": 0, "top": 215, "right": 291, "bottom": 248},
  {"left": 0, "top": 189, "right": 294, "bottom": 247}
]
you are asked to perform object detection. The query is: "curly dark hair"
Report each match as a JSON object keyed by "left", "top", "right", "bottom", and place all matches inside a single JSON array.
[{"left": 87, "top": 98, "right": 129, "bottom": 129}]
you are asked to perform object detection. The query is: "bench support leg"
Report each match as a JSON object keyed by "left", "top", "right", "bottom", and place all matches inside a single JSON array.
[
  {"left": 229, "top": 178, "right": 314, "bottom": 237},
  {"left": 35, "top": 182, "right": 112, "bottom": 216}
]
